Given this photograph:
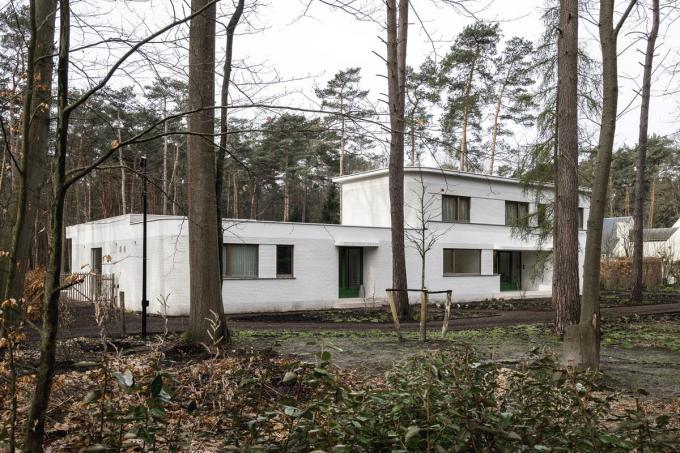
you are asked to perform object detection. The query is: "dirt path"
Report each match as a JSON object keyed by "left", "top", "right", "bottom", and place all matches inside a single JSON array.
[{"left": 41, "top": 302, "right": 680, "bottom": 341}]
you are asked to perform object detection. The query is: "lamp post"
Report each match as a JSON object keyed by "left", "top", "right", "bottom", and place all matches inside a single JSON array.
[{"left": 140, "top": 155, "right": 148, "bottom": 337}]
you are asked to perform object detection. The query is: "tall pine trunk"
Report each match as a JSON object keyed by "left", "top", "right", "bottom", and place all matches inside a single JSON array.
[
  {"left": 489, "top": 73, "right": 509, "bottom": 174},
  {"left": 162, "top": 99, "right": 169, "bottom": 215},
  {"left": 631, "top": 0, "right": 659, "bottom": 303},
  {"left": 249, "top": 179, "right": 258, "bottom": 219},
  {"left": 647, "top": 176, "right": 656, "bottom": 227},
  {"left": 563, "top": 0, "right": 636, "bottom": 368},
  {"left": 386, "top": 0, "right": 410, "bottom": 319},
  {"left": 186, "top": 0, "right": 227, "bottom": 342},
  {"left": 171, "top": 142, "right": 180, "bottom": 215},
  {"left": 117, "top": 109, "right": 127, "bottom": 214},
  {"left": 552, "top": 0, "right": 580, "bottom": 335},
  {"left": 459, "top": 58, "right": 476, "bottom": 171}
]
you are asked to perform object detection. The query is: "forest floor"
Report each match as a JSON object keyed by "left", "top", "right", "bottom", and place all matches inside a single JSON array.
[
  {"left": 7, "top": 301, "right": 680, "bottom": 450},
  {"left": 26, "top": 299, "right": 680, "bottom": 398}
]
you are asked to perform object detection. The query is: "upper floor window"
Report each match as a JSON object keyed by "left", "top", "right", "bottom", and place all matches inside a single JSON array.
[
  {"left": 537, "top": 203, "right": 549, "bottom": 227},
  {"left": 442, "top": 195, "right": 470, "bottom": 223},
  {"left": 224, "top": 244, "right": 258, "bottom": 278},
  {"left": 505, "top": 201, "right": 529, "bottom": 227},
  {"left": 578, "top": 208, "right": 584, "bottom": 229},
  {"left": 276, "top": 245, "right": 294, "bottom": 277},
  {"left": 443, "top": 248, "right": 481, "bottom": 275}
]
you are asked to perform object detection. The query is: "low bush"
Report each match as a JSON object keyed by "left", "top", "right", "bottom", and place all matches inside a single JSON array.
[{"left": 241, "top": 348, "right": 678, "bottom": 452}]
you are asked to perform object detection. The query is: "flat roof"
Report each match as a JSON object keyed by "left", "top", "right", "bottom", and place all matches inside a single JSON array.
[{"left": 332, "top": 166, "right": 591, "bottom": 193}]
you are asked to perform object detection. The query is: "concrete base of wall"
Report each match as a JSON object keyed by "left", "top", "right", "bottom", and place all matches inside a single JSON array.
[{"left": 491, "top": 290, "right": 552, "bottom": 300}]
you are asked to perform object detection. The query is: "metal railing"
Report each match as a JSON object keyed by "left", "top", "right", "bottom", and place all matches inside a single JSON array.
[{"left": 60, "top": 272, "right": 116, "bottom": 305}]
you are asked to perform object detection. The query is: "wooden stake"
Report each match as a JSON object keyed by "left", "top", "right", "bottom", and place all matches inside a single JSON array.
[{"left": 419, "top": 289, "right": 428, "bottom": 342}]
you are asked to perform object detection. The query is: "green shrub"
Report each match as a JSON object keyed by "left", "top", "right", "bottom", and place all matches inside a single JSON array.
[{"left": 250, "top": 348, "right": 679, "bottom": 452}]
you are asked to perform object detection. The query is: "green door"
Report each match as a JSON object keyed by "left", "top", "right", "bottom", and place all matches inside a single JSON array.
[
  {"left": 339, "top": 247, "right": 363, "bottom": 298},
  {"left": 494, "top": 251, "right": 522, "bottom": 291}
]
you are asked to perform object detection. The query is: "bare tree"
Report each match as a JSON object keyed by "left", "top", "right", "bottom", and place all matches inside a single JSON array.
[
  {"left": 187, "top": 0, "right": 227, "bottom": 342},
  {"left": 216, "top": 0, "right": 245, "bottom": 289},
  {"left": 0, "top": 0, "right": 56, "bottom": 316},
  {"left": 631, "top": 0, "right": 660, "bottom": 303},
  {"left": 552, "top": 0, "right": 580, "bottom": 335},
  {"left": 405, "top": 171, "right": 448, "bottom": 290},
  {"left": 563, "top": 0, "right": 637, "bottom": 368},
  {"left": 21, "top": 3, "right": 216, "bottom": 447},
  {"left": 386, "top": 0, "right": 410, "bottom": 319}
]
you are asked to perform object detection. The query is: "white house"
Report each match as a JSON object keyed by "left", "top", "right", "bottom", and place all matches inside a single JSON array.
[
  {"left": 65, "top": 167, "right": 590, "bottom": 315},
  {"left": 602, "top": 216, "right": 680, "bottom": 261}
]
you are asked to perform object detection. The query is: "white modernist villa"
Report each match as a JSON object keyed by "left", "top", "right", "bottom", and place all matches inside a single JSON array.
[
  {"left": 603, "top": 216, "right": 680, "bottom": 260},
  {"left": 65, "top": 167, "right": 590, "bottom": 315}
]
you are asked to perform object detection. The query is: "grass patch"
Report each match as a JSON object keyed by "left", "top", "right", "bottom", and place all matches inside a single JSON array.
[
  {"left": 602, "top": 318, "right": 680, "bottom": 351},
  {"left": 233, "top": 323, "right": 559, "bottom": 345}
]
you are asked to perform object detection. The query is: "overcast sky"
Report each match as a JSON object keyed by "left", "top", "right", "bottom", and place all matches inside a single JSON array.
[{"left": 94, "top": 0, "right": 680, "bottom": 151}]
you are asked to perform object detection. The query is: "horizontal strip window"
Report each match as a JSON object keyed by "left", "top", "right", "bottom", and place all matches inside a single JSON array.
[{"left": 443, "top": 248, "right": 481, "bottom": 275}]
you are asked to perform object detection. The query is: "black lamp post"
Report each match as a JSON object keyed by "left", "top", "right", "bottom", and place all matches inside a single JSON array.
[{"left": 140, "top": 155, "right": 149, "bottom": 337}]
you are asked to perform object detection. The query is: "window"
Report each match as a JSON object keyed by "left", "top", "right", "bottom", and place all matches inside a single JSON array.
[
  {"left": 91, "top": 247, "right": 102, "bottom": 274},
  {"left": 442, "top": 195, "right": 470, "bottom": 223},
  {"left": 537, "top": 203, "right": 549, "bottom": 227},
  {"left": 276, "top": 245, "right": 294, "bottom": 277},
  {"left": 505, "top": 201, "right": 529, "bottom": 227},
  {"left": 578, "top": 208, "right": 584, "bottom": 229},
  {"left": 443, "top": 249, "right": 481, "bottom": 275},
  {"left": 64, "top": 238, "right": 72, "bottom": 274},
  {"left": 224, "top": 244, "right": 258, "bottom": 278}
]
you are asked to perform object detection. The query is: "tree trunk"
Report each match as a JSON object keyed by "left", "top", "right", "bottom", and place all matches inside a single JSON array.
[
  {"left": 410, "top": 106, "right": 417, "bottom": 165},
  {"left": 249, "top": 179, "right": 258, "bottom": 219},
  {"left": 283, "top": 148, "right": 290, "bottom": 222},
  {"left": 459, "top": 58, "right": 477, "bottom": 171},
  {"left": 215, "top": 0, "right": 244, "bottom": 279},
  {"left": 0, "top": 0, "right": 57, "bottom": 309},
  {"left": 563, "top": 0, "right": 636, "bottom": 369},
  {"left": 117, "top": 110, "right": 127, "bottom": 215},
  {"left": 23, "top": 1, "right": 68, "bottom": 448},
  {"left": 386, "top": 0, "right": 410, "bottom": 319},
  {"left": 489, "top": 75, "right": 509, "bottom": 175},
  {"left": 283, "top": 176, "right": 290, "bottom": 221},
  {"left": 162, "top": 99, "right": 168, "bottom": 215},
  {"left": 631, "top": 0, "right": 659, "bottom": 304},
  {"left": 232, "top": 171, "right": 239, "bottom": 218},
  {"left": 647, "top": 176, "right": 656, "bottom": 227},
  {"left": 170, "top": 142, "right": 180, "bottom": 215},
  {"left": 0, "top": 147, "right": 6, "bottom": 200},
  {"left": 339, "top": 96, "right": 346, "bottom": 175},
  {"left": 301, "top": 181, "right": 307, "bottom": 223},
  {"left": 186, "top": 0, "right": 227, "bottom": 342},
  {"left": 552, "top": 0, "right": 580, "bottom": 336}
]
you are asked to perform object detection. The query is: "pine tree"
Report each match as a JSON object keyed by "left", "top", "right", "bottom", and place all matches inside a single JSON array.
[
  {"left": 315, "top": 67, "right": 374, "bottom": 176},
  {"left": 439, "top": 22, "right": 499, "bottom": 171}
]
